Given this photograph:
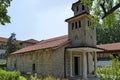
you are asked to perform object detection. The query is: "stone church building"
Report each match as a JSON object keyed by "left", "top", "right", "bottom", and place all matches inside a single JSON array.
[{"left": 7, "top": 0, "right": 104, "bottom": 80}]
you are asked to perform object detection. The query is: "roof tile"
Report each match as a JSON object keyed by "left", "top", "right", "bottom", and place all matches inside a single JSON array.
[
  {"left": 0, "top": 37, "right": 8, "bottom": 43},
  {"left": 97, "top": 43, "right": 120, "bottom": 51},
  {"left": 22, "top": 39, "right": 39, "bottom": 44},
  {"left": 12, "top": 35, "right": 69, "bottom": 54}
]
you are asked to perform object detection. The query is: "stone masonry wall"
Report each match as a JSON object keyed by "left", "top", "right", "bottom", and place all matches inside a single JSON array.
[{"left": 7, "top": 44, "right": 67, "bottom": 78}]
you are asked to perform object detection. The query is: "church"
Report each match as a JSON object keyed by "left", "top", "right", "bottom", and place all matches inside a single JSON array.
[{"left": 7, "top": 0, "right": 104, "bottom": 80}]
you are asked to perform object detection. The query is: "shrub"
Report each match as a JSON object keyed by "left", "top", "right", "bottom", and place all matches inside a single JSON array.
[
  {"left": 30, "top": 74, "right": 59, "bottom": 80},
  {"left": 0, "top": 69, "right": 26, "bottom": 80},
  {"left": 97, "top": 56, "right": 120, "bottom": 80},
  {"left": 0, "top": 63, "right": 6, "bottom": 69}
]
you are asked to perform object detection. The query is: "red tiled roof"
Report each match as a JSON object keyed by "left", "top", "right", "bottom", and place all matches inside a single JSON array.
[
  {"left": 0, "top": 37, "right": 39, "bottom": 45},
  {"left": 11, "top": 35, "right": 120, "bottom": 55},
  {"left": 0, "top": 37, "right": 22, "bottom": 43},
  {"left": 97, "top": 43, "right": 120, "bottom": 51},
  {"left": 0, "top": 37, "right": 8, "bottom": 43},
  {"left": 22, "top": 39, "right": 39, "bottom": 44},
  {"left": 12, "top": 35, "right": 69, "bottom": 54}
]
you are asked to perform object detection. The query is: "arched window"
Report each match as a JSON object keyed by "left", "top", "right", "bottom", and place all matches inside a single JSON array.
[
  {"left": 75, "top": 22, "right": 77, "bottom": 29},
  {"left": 76, "top": 6, "right": 79, "bottom": 11},
  {"left": 72, "top": 23, "right": 74, "bottom": 30},
  {"left": 79, "top": 20, "right": 81, "bottom": 28},
  {"left": 82, "top": 5, "right": 85, "bottom": 10},
  {"left": 88, "top": 20, "right": 91, "bottom": 26}
]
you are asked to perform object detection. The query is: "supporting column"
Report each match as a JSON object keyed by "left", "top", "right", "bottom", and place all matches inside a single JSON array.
[
  {"left": 94, "top": 52, "right": 97, "bottom": 75},
  {"left": 70, "top": 51, "right": 73, "bottom": 77},
  {"left": 83, "top": 51, "right": 87, "bottom": 80}
]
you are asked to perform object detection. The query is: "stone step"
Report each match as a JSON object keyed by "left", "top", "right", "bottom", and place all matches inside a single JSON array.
[{"left": 68, "top": 77, "right": 100, "bottom": 80}]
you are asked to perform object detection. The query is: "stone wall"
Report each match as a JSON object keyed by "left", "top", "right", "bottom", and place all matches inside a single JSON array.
[
  {"left": 68, "top": 16, "right": 96, "bottom": 47},
  {"left": 7, "top": 44, "right": 67, "bottom": 78}
]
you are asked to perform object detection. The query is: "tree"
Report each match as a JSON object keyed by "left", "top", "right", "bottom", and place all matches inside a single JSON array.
[
  {"left": 97, "top": 20, "right": 120, "bottom": 44},
  {"left": 81, "top": 0, "right": 120, "bottom": 28},
  {"left": 0, "top": 0, "right": 12, "bottom": 25},
  {"left": 5, "top": 33, "right": 21, "bottom": 55}
]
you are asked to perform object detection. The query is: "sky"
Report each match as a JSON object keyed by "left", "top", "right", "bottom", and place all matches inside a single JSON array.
[{"left": 0, "top": 0, "right": 77, "bottom": 41}]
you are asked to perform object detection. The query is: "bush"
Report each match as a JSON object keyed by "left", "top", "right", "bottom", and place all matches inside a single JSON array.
[
  {"left": 97, "top": 56, "right": 120, "bottom": 80},
  {"left": 0, "top": 69, "right": 26, "bottom": 80},
  {"left": 0, "top": 69, "right": 59, "bottom": 80},
  {"left": 0, "top": 63, "right": 6, "bottom": 69},
  {"left": 19, "top": 76, "right": 27, "bottom": 80},
  {"left": 30, "top": 74, "right": 59, "bottom": 80}
]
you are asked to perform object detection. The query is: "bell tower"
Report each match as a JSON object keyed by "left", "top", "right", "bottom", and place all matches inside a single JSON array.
[{"left": 65, "top": 0, "right": 96, "bottom": 47}]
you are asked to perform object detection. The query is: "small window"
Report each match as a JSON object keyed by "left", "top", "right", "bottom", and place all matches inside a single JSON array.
[
  {"left": 79, "top": 20, "right": 81, "bottom": 28},
  {"left": 14, "top": 63, "right": 16, "bottom": 69},
  {"left": 88, "top": 20, "right": 91, "bottom": 26},
  {"left": 75, "top": 35, "right": 78, "bottom": 40},
  {"left": 88, "top": 21, "right": 89, "bottom": 26},
  {"left": 32, "top": 63, "right": 36, "bottom": 72},
  {"left": 72, "top": 23, "right": 74, "bottom": 30},
  {"left": 75, "top": 22, "right": 77, "bottom": 29},
  {"left": 76, "top": 6, "right": 79, "bottom": 11},
  {"left": 82, "top": 5, "right": 85, "bottom": 10}
]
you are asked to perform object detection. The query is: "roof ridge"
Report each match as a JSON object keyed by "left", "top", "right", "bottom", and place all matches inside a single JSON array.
[
  {"left": 24, "top": 39, "right": 38, "bottom": 41},
  {"left": 38, "top": 35, "right": 68, "bottom": 44},
  {"left": 17, "top": 35, "right": 68, "bottom": 49},
  {"left": 98, "top": 42, "right": 120, "bottom": 46}
]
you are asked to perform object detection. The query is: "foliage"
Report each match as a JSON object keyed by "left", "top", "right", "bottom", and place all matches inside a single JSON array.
[
  {"left": 0, "top": 63, "right": 6, "bottom": 69},
  {"left": 30, "top": 74, "right": 58, "bottom": 80},
  {"left": 0, "top": 0, "right": 12, "bottom": 25},
  {"left": 0, "top": 69, "right": 59, "bottom": 80},
  {"left": 97, "top": 56, "right": 120, "bottom": 80},
  {"left": 5, "top": 33, "right": 21, "bottom": 55},
  {"left": 19, "top": 76, "right": 26, "bottom": 80},
  {"left": 97, "top": 20, "right": 120, "bottom": 44},
  {"left": 0, "top": 69, "right": 26, "bottom": 80},
  {"left": 0, "top": 43, "right": 6, "bottom": 49},
  {"left": 43, "top": 76, "right": 57, "bottom": 80},
  {"left": 81, "top": 0, "right": 120, "bottom": 28},
  {"left": 0, "top": 69, "right": 60, "bottom": 80}
]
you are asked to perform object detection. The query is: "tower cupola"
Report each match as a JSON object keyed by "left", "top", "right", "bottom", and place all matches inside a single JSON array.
[{"left": 72, "top": 0, "right": 89, "bottom": 16}]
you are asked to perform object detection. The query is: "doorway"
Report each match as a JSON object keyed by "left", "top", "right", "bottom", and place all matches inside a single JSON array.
[{"left": 74, "top": 57, "right": 80, "bottom": 76}]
